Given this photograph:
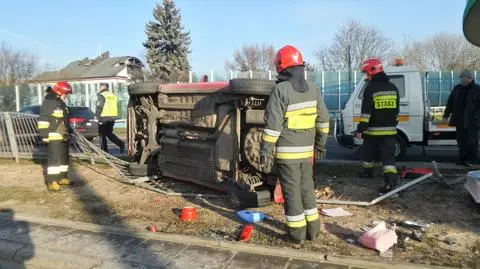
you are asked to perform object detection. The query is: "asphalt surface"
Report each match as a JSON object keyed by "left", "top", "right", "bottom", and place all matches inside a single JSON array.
[{"left": 97, "top": 135, "right": 461, "bottom": 163}]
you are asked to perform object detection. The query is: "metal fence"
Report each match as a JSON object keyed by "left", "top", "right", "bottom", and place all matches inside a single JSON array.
[{"left": 1, "top": 70, "right": 477, "bottom": 119}]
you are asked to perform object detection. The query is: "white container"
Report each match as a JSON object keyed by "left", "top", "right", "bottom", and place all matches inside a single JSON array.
[{"left": 465, "top": 171, "right": 480, "bottom": 203}]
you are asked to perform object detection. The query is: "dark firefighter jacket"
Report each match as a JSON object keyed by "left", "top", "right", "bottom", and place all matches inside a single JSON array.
[
  {"left": 356, "top": 73, "right": 400, "bottom": 136},
  {"left": 37, "top": 92, "right": 71, "bottom": 142},
  {"left": 261, "top": 67, "right": 330, "bottom": 164},
  {"left": 443, "top": 81, "right": 480, "bottom": 129}
]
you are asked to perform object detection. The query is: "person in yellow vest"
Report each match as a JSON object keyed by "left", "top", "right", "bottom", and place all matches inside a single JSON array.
[{"left": 95, "top": 82, "right": 125, "bottom": 153}]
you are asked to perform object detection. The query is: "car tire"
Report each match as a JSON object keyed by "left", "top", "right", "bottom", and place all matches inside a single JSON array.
[
  {"left": 229, "top": 78, "right": 275, "bottom": 95},
  {"left": 228, "top": 184, "right": 272, "bottom": 209},
  {"left": 128, "top": 162, "right": 158, "bottom": 177},
  {"left": 128, "top": 81, "right": 161, "bottom": 95},
  {"left": 394, "top": 135, "right": 407, "bottom": 161}
]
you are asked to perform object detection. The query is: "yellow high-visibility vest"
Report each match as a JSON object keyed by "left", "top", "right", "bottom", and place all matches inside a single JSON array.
[{"left": 100, "top": 91, "right": 118, "bottom": 117}]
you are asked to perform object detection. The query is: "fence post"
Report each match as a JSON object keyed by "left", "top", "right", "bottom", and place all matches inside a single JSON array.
[
  {"left": 304, "top": 70, "right": 308, "bottom": 80},
  {"left": 15, "top": 85, "right": 20, "bottom": 112},
  {"left": 321, "top": 71, "right": 325, "bottom": 94},
  {"left": 450, "top": 71, "right": 454, "bottom": 90},
  {"left": 4, "top": 112, "right": 20, "bottom": 163},
  {"left": 210, "top": 70, "right": 214, "bottom": 82},
  {"left": 249, "top": 70, "right": 253, "bottom": 78},
  {"left": 475, "top": 71, "right": 477, "bottom": 81},
  {"left": 230, "top": 70, "right": 234, "bottom": 80},
  {"left": 85, "top": 83, "right": 90, "bottom": 107},
  {"left": 438, "top": 71, "right": 442, "bottom": 106},
  {"left": 37, "top": 84, "right": 42, "bottom": 105},
  {"left": 268, "top": 70, "right": 272, "bottom": 80},
  {"left": 338, "top": 71, "right": 341, "bottom": 111}
]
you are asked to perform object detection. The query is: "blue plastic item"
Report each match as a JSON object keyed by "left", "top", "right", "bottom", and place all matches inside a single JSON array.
[{"left": 236, "top": 210, "right": 266, "bottom": 224}]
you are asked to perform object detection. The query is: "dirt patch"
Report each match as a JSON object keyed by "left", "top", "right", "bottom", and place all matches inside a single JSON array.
[{"left": 0, "top": 160, "right": 478, "bottom": 268}]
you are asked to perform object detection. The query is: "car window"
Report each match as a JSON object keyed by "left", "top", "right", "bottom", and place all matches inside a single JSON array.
[
  {"left": 69, "top": 107, "right": 95, "bottom": 118},
  {"left": 358, "top": 75, "right": 406, "bottom": 100}
]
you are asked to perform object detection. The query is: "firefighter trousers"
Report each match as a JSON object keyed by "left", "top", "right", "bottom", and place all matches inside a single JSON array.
[
  {"left": 46, "top": 140, "right": 69, "bottom": 184},
  {"left": 277, "top": 162, "right": 320, "bottom": 241},
  {"left": 361, "top": 135, "right": 397, "bottom": 175}
]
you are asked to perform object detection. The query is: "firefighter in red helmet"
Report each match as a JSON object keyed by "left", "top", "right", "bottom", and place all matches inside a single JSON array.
[
  {"left": 260, "top": 45, "right": 329, "bottom": 245},
  {"left": 356, "top": 58, "right": 400, "bottom": 193},
  {"left": 37, "top": 81, "right": 74, "bottom": 191}
]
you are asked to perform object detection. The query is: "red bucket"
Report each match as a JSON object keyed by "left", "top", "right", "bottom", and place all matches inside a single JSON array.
[{"left": 180, "top": 206, "right": 197, "bottom": 221}]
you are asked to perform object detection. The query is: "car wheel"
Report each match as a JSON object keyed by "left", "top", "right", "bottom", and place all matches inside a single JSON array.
[
  {"left": 394, "top": 135, "right": 407, "bottom": 161},
  {"left": 228, "top": 184, "right": 272, "bottom": 209},
  {"left": 229, "top": 78, "right": 275, "bottom": 95}
]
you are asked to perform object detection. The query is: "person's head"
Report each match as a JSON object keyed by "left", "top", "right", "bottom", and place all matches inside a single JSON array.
[
  {"left": 52, "top": 81, "right": 72, "bottom": 101},
  {"left": 361, "top": 58, "right": 384, "bottom": 81},
  {"left": 459, "top": 70, "right": 474, "bottom": 86},
  {"left": 274, "top": 45, "right": 304, "bottom": 74},
  {"left": 99, "top": 82, "right": 109, "bottom": 91}
]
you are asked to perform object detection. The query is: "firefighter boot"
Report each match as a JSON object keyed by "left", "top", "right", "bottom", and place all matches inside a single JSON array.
[
  {"left": 47, "top": 181, "right": 61, "bottom": 192},
  {"left": 58, "top": 178, "right": 72, "bottom": 186},
  {"left": 380, "top": 173, "right": 398, "bottom": 194}
]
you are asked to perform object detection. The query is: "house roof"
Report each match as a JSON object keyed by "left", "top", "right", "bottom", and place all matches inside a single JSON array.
[{"left": 31, "top": 52, "right": 144, "bottom": 82}]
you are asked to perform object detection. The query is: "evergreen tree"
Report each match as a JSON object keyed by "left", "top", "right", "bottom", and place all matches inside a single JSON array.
[{"left": 143, "top": 0, "right": 191, "bottom": 82}]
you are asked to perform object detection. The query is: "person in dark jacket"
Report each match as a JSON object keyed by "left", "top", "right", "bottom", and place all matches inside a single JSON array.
[
  {"left": 442, "top": 70, "right": 480, "bottom": 166},
  {"left": 356, "top": 58, "right": 400, "bottom": 193},
  {"left": 95, "top": 83, "right": 125, "bottom": 153},
  {"left": 260, "top": 45, "right": 329, "bottom": 246},
  {"left": 37, "top": 81, "right": 73, "bottom": 191}
]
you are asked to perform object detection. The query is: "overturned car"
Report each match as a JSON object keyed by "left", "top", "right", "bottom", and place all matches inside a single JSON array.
[{"left": 127, "top": 79, "right": 288, "bottom": 208}]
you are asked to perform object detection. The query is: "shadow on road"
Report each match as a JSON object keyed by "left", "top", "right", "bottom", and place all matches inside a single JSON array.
[{"left": 0, "top": 209, "right": 34, "bottom": 269}]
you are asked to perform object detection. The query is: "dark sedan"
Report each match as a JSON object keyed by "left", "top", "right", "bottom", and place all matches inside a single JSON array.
[{"left": 20, "top": 105, "right": 98, "bottom": 141}]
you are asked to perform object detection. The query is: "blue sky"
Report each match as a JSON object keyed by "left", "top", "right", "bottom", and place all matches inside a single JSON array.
[{"left": 0, "top": 0, "right": 466, "bottom": 74}]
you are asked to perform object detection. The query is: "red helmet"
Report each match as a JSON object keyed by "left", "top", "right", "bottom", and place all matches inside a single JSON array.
[
  {"left": 52, "top": 81, "right": 73, "bottom": 96},
  {"left": 361, "top": 58, "right": 384, "bottom": 76},
  {"left": 274, "top": 45, "right": 304, "bottom": 73}
]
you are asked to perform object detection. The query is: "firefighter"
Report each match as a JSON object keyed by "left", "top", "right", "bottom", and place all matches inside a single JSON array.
[
  {"left": 356, "top": 58, "right": 400, "bottom": 193},
  {"left": 37, "top": 81, "right": 73, "bottom": 191},
  {"left": 260, "top": 45, "right": 329, "bottom": 245},
  {"left": 95, "top": 83, "right": 125, "bottom": 153}
]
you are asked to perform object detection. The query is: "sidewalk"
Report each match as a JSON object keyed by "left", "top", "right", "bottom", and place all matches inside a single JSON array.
[{"left": 0, "top": 214, "right": 455, "bottom": 269}]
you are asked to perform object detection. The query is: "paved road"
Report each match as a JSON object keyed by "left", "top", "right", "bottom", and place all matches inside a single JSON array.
[{"left": 96, "top": 135, "right": 461, "bottom": 163}]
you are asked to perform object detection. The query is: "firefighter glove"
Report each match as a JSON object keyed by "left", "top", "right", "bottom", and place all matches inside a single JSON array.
[{"left": 315, "top": 149, "right": 326, "bottom": 161}]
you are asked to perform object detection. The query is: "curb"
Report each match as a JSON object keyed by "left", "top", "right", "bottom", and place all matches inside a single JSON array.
[{"left": 0, "top": 214, "right": 456, "bottom": 269}]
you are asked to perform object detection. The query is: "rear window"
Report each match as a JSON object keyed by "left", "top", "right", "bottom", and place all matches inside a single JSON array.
[{"left": 69, "top": 107, "right": 95, "bottom": 118}]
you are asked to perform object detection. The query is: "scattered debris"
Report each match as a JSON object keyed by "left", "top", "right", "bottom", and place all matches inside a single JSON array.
[
  {"left": 315, "top": 187, "right": 335, "bottom": 199},
  {"left": 359, "top": 221, "right": 398, "bottom": 253},
  {"left": 237, "top": 210, "right": 267, "bottom": 224},
  {"left": 445, "top": 236, "right": 457, "bottom": 246},
  {"left": 399, "top": 220, "right": 431, "bottom": 230},
  {"left": 180, "top": 206, "right": 197, "bottom": 221},
  {"left": 147, "top": 225, "right": 158, "bottom": 232},
  {"left": 346, "top": 238, "right": 356, "bottom": 244},
  {"left": 320, "top": 207, "right": 353, "bottom": 217},
  {"left": 238, "top": 225, "right": 254, "bottom": 242},
  {"left": 411, "top": 230, "right": 424, "bottom": 242}
]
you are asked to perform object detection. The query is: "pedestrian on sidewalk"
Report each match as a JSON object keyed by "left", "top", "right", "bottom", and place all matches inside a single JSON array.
[
  {"left": 37, "top": 81, "right": 74, "bottom": 191},
  {"left": 442, "top": 70, "right": 480, "bottom": 167},
  {"left": 95, "top": 82, "right": 125, "bottom": 153}
]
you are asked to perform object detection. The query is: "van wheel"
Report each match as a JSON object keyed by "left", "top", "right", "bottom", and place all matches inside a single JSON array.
[{"left": 394, "top": 135, "right": 407, "bottom": 161}]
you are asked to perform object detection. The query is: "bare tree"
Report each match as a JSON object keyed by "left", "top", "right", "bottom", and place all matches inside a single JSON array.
[
  {"left": 225, "top": 43, "right": 276, "bottom": 72},
  {"left": 315, "top": 19, "right": 394, "bottom": 72},
  {"left": 402, "top": 33, "right": 480, "bottom": 71},
  {"left": 0, "top": 42, "right": 38, "bottom": 86}
]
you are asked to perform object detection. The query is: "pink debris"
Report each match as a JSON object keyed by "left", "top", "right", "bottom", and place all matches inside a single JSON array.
[{"left": 359, "top": 221, "right": 397, "bottom": 253}]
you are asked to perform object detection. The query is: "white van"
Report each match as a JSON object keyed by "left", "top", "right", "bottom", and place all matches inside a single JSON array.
[{"left": 334, "top": 63, "right": 457, "bottom": 160}]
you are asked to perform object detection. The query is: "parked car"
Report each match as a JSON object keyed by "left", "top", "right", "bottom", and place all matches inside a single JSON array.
[{"left": 20, "top": 105, "right": 98, "bottom": 141}]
